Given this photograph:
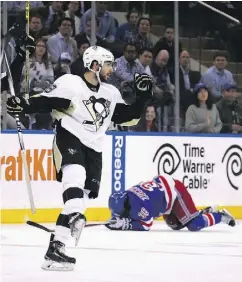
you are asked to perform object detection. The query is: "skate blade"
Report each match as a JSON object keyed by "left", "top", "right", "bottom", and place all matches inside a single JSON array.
[
  {"left": 42, "top": 260, "right": 74, "bottom": 271},
  {"left": 221, "top": 208, "right": 233, "bottom": 217},
  {"left": 220, "top": 208, "right": 236, "bottom": 226},
  {"left": 72, "top": 219, "right": 86, "bottom": 247}
]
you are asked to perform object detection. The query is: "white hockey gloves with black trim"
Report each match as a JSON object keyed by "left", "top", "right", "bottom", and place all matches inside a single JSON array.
[{"left": 105, "top": 217, "right": 132, "bottom": 230}]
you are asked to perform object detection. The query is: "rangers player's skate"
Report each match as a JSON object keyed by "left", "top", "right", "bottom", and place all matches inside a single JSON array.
[
  {"left": 219, "top": 208, "right": 236, "bottom": 227},
  {"left": 42, "top": 239, "right": 76, "bottom": 271},
  {"left": 69, "top": 212, "right": 86, "bottom": 246}
]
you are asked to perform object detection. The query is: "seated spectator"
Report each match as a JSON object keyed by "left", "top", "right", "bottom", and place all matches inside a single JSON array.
[
  {"left": 4, "top": 15, "right": 49, "bottom": 65},
  {"left": 54, "top": 52, "right": 72, "bottom": 79},
  {"left": 178, "top": 50, "right": 201, "bottom": 117},
  {"left": 19, "top": 38, "right": 54, "bottom": 130},
  {"left": 109, "top": 43, "right": 143, "bottom": 90},
  {"left": 216, "top": 83, "right": 242, "bottom": 133},
  {"left": 127, "top": 17, "right": 154, "bottom": 51},
  {"left": 185, "top": 83, "right": 222, "bottom": 133},
  {"left": 47, "top": 17, "right": 77, "bottom": 63},
  {"left": 64, "top": 1, "right": 81, "bottom": 36},
  {"left": 200, "top": 51, "right": 236, "bottom": 102},
  {"left": 115, "top": 9, "right": 140, "bottom": 41},
  {"left": 137, "top": 48, "right": 153, "bottom": 76},
  {"left": 76, "top": 17, "right": 107, "bottom": 48},
  {"left": 8, "top": 1, "right": 42, "bottom": 11},
  {"left": 20, "top": 38, "right": 54, "bottom": 95},
  {"left": 71, "top": 38, "right": 90, "bottom": 77},
  {"left": 153, "top": 26, "right": 182, "bottom": 72},
  {"left": 29, "top": 14, "right": 49, "bottom": 40},
  {"left": 81, "top": 1, "right": 116, "bottom": 43},
  {"left": 151, "top": 50, "right": 174, "bottom": 98},
  {"left": 31, "top": 1, "right": 64, "bottom": 35},
  {"left": 130, "top": 103, "right": 159, "bottom": 132},
  {"left": 151, "top": 50, "right": 175, "bottom": 131}
]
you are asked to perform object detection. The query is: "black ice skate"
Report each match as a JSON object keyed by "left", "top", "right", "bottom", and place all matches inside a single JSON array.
[
  {"left": 42, "top": 240, "right": 76, "bottom": 271},
  {"left": 219, "top": 208, "right": 236, "bottom": 227},
  {"left": 69, "top": 212, "right": 86, "bottom": 246}
]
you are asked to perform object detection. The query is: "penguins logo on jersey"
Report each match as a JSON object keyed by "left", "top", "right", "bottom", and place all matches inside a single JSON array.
[{"left": 83, "top": 96, "right": 111, "bottom": 131}]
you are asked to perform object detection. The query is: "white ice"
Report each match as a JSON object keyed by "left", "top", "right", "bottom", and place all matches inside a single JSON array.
[{"left": 1, "top": 221, "right": 242, "bottom": 282}]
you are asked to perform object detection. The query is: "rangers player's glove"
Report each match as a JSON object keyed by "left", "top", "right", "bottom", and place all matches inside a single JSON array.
[
  {"left": 105, "top": 217, "right": 131, "bottom": 231},
  {"left": 6, "top": 96, "right": 28, "bottom": 114},
  {"left": 134, "top": 73, "right": 153, "bottom": 93}
]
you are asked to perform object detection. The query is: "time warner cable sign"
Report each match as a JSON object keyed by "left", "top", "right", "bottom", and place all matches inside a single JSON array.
[
  {"left": 152, "top": 139, "right": 242, "bottom": 191},
  {"left": 153, "top": 143, "right": 215, "bottom": 189}
]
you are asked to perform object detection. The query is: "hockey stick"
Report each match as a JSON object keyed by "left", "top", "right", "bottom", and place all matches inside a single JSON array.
[
  {"left": 26, "top": 220, "right": 105, "bottom": 233},
  {"left": 3, "top": 50, "right": 36, "bottom": 214},
  {"left": 25, "top": 1, "right": 30, "bottom": 100}
]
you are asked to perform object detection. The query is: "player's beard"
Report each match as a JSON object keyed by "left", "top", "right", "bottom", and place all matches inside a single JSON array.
[
  {"left": 99, "top": 73, "right": 107, "bottom": 82},
  {"left": 99, "top": 71, "right": 112, "bottom": 82}
]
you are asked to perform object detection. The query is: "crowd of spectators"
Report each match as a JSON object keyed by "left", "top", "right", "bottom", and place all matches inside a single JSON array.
[{"left": 1, "top": 1, "right": 242, "bottom": 134}]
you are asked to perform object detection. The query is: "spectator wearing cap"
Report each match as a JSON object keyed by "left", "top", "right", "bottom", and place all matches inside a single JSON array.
[
  {"left": 216, "top": 83, "right": 242, "bottom": 133},
  {"left": 200, "top": 51, "right": 236, "bottom": 102},
  {"left": 80, "top": 1, "right": 117, "bottom": 43},
  {"left": 115, "top": 10, "right": 140, "bottom": 41},
  {"left": 47, "top": 17, "right": 77, "bottom": 63},
  {"left": 54, "top": 52, "right": 72, "bottom": 79},
  {"left": 71, "top": 39, "right": 90, "bottom": 77},
  {"left": 185, "top": 83, "right": 222, "bottom": 133},
  {"left": 64, "top": 1, "right": 81, "bottom": 36}
]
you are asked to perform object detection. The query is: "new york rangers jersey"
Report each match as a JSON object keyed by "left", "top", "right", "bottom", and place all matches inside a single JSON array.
[{"left": 123, "top": 175, "right": 177, "bottom": 230}]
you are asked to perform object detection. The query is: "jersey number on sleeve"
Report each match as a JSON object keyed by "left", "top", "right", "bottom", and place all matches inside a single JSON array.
[{"left": 139, "top": 181, "right": 160, "bottom": 191}]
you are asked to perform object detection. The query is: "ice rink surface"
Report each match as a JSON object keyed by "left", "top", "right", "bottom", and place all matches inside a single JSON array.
[{"left": 1, "top": 221, "right": 242, "bottom": 282}]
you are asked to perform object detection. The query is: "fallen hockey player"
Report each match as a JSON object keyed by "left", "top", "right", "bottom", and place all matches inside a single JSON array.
[{"left": 105, "top": 174, "right": 236, "bottom": 231}]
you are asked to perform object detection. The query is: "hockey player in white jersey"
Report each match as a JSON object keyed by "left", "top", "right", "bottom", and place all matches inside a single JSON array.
[{"left": 6, "top": 46, "right": 153, "bottom": 271}]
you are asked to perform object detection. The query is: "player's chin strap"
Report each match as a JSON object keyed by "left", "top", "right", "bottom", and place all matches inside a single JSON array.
[{"left": 89, "top": 67, "right": 101, "bottom": 84}]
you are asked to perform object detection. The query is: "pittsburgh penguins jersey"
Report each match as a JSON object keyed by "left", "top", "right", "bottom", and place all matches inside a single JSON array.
[{"left": 38, "top": 74, "right": 125, "bottom": 152}]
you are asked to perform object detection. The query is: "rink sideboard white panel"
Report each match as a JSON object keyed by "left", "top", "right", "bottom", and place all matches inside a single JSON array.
[{"left": 1, "top": 131, "right": 242, "bottom": 222}]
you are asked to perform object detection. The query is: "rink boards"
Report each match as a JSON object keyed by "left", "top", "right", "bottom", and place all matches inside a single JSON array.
[{"left": 1, "top": 131, "right": 242, "bottom": 223}]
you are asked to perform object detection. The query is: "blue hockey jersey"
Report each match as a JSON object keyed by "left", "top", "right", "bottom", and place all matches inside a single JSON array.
[{"left": 121, "top": 175, "right": 177, "bottom": 231}]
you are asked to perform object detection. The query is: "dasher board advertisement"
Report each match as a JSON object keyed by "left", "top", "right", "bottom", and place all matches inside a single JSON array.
[{"left": 1, "top": 132, "right": 242, "bottom": 223}]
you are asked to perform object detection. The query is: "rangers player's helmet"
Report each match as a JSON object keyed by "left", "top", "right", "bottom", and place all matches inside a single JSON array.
[
  {"left": 108, "top": 192, "right": 130, "bottom": 217},
  {"left": 83, "top": 45, "right": 114, "bottom": 70}
]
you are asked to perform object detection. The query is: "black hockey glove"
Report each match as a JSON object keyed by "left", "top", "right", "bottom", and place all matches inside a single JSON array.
[
  {"left": 6, "top": 96, "right": 29, "bottom": 114},
  {"left": 134, "top": 73, "right": 153, "bottom": 93},
  {"left": 16, "top": 34, "right": 35, "bottom": 57},
  {"left": 105, "top": 217, "right": 131, "bottom": 231}
]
